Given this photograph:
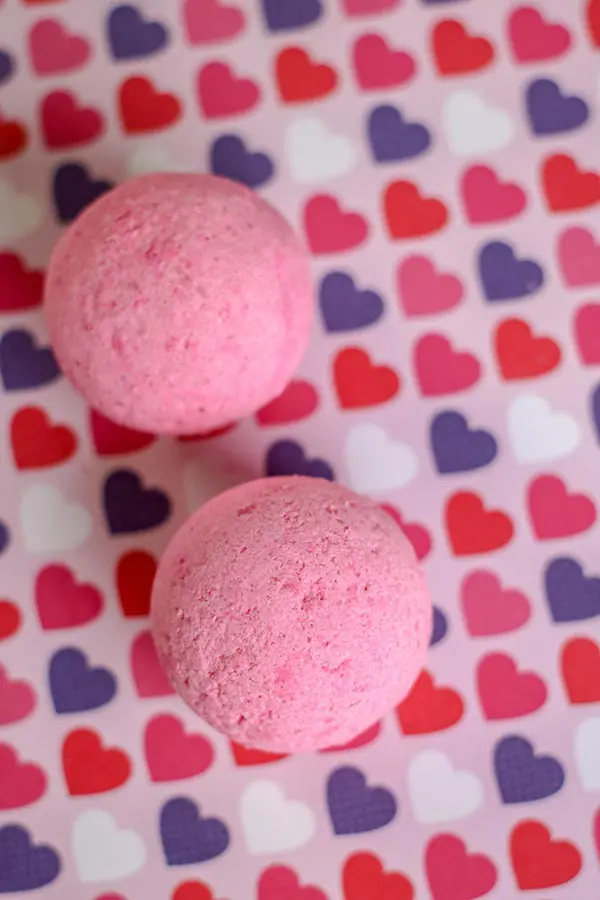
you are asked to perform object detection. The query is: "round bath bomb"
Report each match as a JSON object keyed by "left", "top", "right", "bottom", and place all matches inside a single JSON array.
[
  {"left": 151, "top": 476, "right": 432, "bottom": 753},
  {"left": 44, "top": 173, "right": 313, "bottom": 434}
]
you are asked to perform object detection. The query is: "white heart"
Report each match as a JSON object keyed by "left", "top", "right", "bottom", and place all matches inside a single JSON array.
[
  {"left": 286, "top": 117, "right": 357, "bottom": 184},
  {"left": 72, "top": 810, "right": 146, "bottom": 883},
  {"left": 443, "top": 91, "right": 514, "bottom": 156},
  {"left": 574, "top": 717, "right": 600, "bottom": 791},
  {"left": 408, "top": 750, "right": 483, "bottom": 823},
  {"left": 128, "top": 146, "right": 191, "bottom": 177},
  {"left": 240, "top": 780, "right": 316, "bottom": 854},
  {"left": 345, "top": 423, "right": 418, "bottom": 494},
  {"left": 0, "top": 180, "right": 43, "bottom": 244},
  {"left": 182, "top": 456, "right": 248, "bottom": 514},
  {"left": 20, "top": 485, "right": 93, "bottom": 553},
  {"left": 507, "top": 394, "right": 580, "bottom": 463}
]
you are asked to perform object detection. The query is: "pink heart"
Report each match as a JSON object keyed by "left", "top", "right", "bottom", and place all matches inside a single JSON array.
[
  {"left": 29, "top": 19, "right": 91, "bottom": 75},
  {"left": 594, "top": 810, "right": 600, "bottom": 860},
  {"left": 461, "top": 165, "right": 527, "bottom": 224},
  {"left": 509, "top": 7, "right": 571, "bottom": 63},
  {"left": 35, "top": 565, "right": 103, "bottom": 630},
  {"left": 0, "top": 665, "right": 36, "bottom": 725},
  {"left": 425, "top": 835, "right": 497, "bottom": 900},
  {"left": 461, "top": 570, "right": 531, "bottom": 637},
  {"left": 144, "top": 714, "right": 214, "bottom": 781},
  {"left": 558, "top": 226, "right": 600, "bottom": 287},
  {"left": 476, "top": 653, "right": 547, "bottom": 720},
  {"left": 414, "top": 334, "right": 481, "bottom": 396},
  {"left": 343, "top": 0, "right": 400, "bottom": 16},
  {"left": 353, "top": 34, "right": 415, "bottom": 90},
  {"left": 184, "top": 0, "right": 245, "bottom": 44},
  {"left": 258, "top": 866, "right": 328, "bottom": 900},
  {"left": 0, "top": 742, "right": 46, "bottom": 809},
  {"left": 528, "top": 475, "right": 597, "bottom": 540},
  {"left": 397, "top": 256, "right": 463, "bottom": 317},
  {"left": 197, "top": 62, "right": 260, "bottom": 119},
  {"left": 575, "top": 303, "right": 600, "bottom": 364},
  {"left": 130, "top": 631, "right": 175, "bottom": 697}
]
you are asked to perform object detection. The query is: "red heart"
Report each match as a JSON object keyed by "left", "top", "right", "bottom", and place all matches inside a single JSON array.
[
  {"left": 0, "top": 118, "right": 28, "bottom": 160},
  {"left": 303, "top": 195, "right": 369, "bottom": 254},
  {"left": 396, "top": 670, "right": 464, "bottom": 736},
  {"left": 575, "top": 303, "right": 600, "bottom": 364},
  {"left": 119, "top": 77, "right": 181, "bottom": 134},
  {"left": 177, "top": 423, "right": 236, "bottom": 442},
  {"left": 116, "top": 550, "right": 156, "bottom": 617},
  {"left": 343, "top": 0, "right": 400, "bottom": 14},
  {"left": 559, "top": 226, "right": 600, "bottom": 286},
  {"left": 381, "top": 504, "right": 433, "bottom": 561},
  {"left": 414, "top": 334, "right": 481, "bottom": 396},
  {"left": 561, "top": 637, "right": 600, "bottom": 704},
  {"left": 23, "top": 0, "right": 65, "bottom": 5},
  {"left": 10, "top": 407, "right": 77, "bottom": 470},
  {"left": 397, "top": 256, "right": 463, "bottom": 317},
  {"left": 258, "top": 865, "right": 328, "bottom": 900},
  {"left": 425, "top": 834, "right": 497, "bottom": 900},
  {"left": 96, "top": 895, "right": 127, "bottom": 900},
  {"left": 461, "top": 165, "right": 526, "bottom": 224},
  {"left": 494, "top": 318, "right": 561, "bottom": 380},
  {"left": 510, "top": 820, "right": 582, "bottom": 889},
  {"left": 476, "top": 652, "right": 547, "bottom": 720},
  {"left": 173, "top": 882, "right": 227, "bottom": 900},
  {"left": 333, "top": 347, "right": 400, "bottom": 410},
  {"left": 230, "top": 742, "right": 288, "bottom": 766},
  {"left": 542, "top": 153, "right": 600, "bottom": 212},
  {"left": 276, "top": 48, "right": 338, "bottom": 103},
  {"left": 90, "top": 409, "right": 156, "bottom": 455},
  {"left": 509, "top": 7, "right": 572, "bottom": 62},
  {"left": 144, "top": 713, "right": 214, "bottom": 782},
  {"left": 0, "top": 743, "right": 46, "bottom": 810},
  {"left": 63, "top": 728, "right": 131, "bottom": 796},
  {"left": 130, "top": 631, "right": 175, "bottom": 697},
  {"left": 183, "top": 0, "right": 245, "bottom": 44},
  {"left": 321, "top": 721, "right": 381, "bottom": 752},
  {"left": 197, "top": 62, "right": 260, "bottom": 118},
  {"left": 0, "top": 666, "right": 36, "bottom": 726},
  {"left": 343, "top": 852, "right": 414, "bottom": 900},
  {"left": 0, "top": 254, "right": 44, "bottom": 312},
  {"left": 432, "top": 20, "right": 495, "bottom": 76},
  {"left": 29, "top": 19, "right": 91, "bottom": 74},
  {"left": 527, "top": 474, "right": 597, "bottom": 539},
  {"left": 35, "top": 565, "right": 102, "bottom": 630},
  {"left": 353, "top": 34, "right": 415, "bottom": 90},
  {"left": 461, "top": 570, "right": 531, "bottom": 637},
  {"left": 445, "top": 491, "right": 514, "bottom": 556},
  {"left": 384, "top": 181, "right": 448, "bottom": 239},
  {"left": 40, "top": 90, "right": 103, "bottom": 149},
  {"left": 0, "top": 600, "right": 21, "bottom": 642},
  {"left": 587, "top": 0, "right": 600, "bottom": 47},
  {"left": 256, "top": 380, "right": 319, "bottom": 426}
]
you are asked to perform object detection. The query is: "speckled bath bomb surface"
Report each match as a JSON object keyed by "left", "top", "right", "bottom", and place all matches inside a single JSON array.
[
  {"left": 151, "top": 476, "right": 432, "bottom": 753},
  {"left": 44, "top": 173, "right": 314, "bottom": 434}
]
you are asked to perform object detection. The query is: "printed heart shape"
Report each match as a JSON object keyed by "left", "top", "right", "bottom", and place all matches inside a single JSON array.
[
  {"left": 53, "top": 162, "right": 114, "bottom": 223},
  {"left": 477, "top": 653, "right": 547, "bottom": 720},
  {"left": 478, "top": 241, "right": 543, "bottom": 301},
  {"left": 0, "top": 664, "right": 36, "bottom": 725},
  {"left": 0, "top": 117, "right": 28, "bottom": 159},
  {"left": 0, "top": 599, "right": 21, "bottom": 641},
  {"left": 210, "top": 135, "right": 274, "bottom": 188},
  {"left": 446, "top": 491, "right": 514, "bottom": 556},
  {"left": 321, "top": 721, "right": 381, "bottom": 752},
  {"left": 507, "top": 393, "right": 580, "bottom": 463},
  {"left": 0, "top": 743, "right": 46, "bottom": 809},
  {"left": 575, "top": 303, "right": 600, "bottom": 364},
  {"left": 495, "top": 318, "right": 561, "bottom": 380},
  {"left": 266, "top": 440, "right": 335, "bottom": 480},
  {"left": 381, "top": 504, "right": 433, "bottom": 561},
  {"left": 107, "top": 5, "right": 168, "bottom": 60},
  {"left": 49, "top": 647, "right": 117, "bottom": 714},
  {"left": 592, "top": 384, "right": 600, "bottom": 441},
  {"left": 346, "top": 423, "right": 418, "bottom": 493},
  {"left": 494, "top": 736, "right": 564, "bottom": 804},
  {"left": 73, "top": 810, "right": 146, "bottom": 882},
  {"left": 353, "top": 35, "right": 415, "bottom": 90},
  {"left": 327, "top": 767, "right": 397, "bottom": 835},
  {"left": 0, "top": 50, "right": 14, "bottom": 84},
  {"left": 20, "top": 485, "right": 92, "bottom": 554},
  {"left": 197, "top": 63, "right": 260, "bottom": 118},
  {"left": 0, "top": 522, "right": 9, "bottom": 556},
  {"left": 130, "top": 631, "right": 175, "bottom": 697},
  {"left": 257, "top": 380, "right": 319, "bottom": 425},
  {"left": 408, "top": 750, "right": 482, "bottom": 825},
  {"left": 433, "top": 20, "right": 495, "bottom": 76},
  {"left": 304, "top": 195, "right": 368, "bottom": 254},
  {"left": 119, "top": 77, "right": 181, "bottom": 133},
  {"left": 343, "top": 0, "right": 400, "bottom": 14},
  {"left": 258, "top": 865, "right": 327, "bottom": 900},
  {"left": 230, "top": 742, "right": 288, "bottom": 766},
  {"left": 173, "top": 882, "right": 224, "bottom": 900},
  {"left": 262, "top": 0, "right": 323, "bottom": 32},
  {"left": 41, "top": 90, "right": 104, "bottom": 149},
  {"left": 343, "top": 852, "right": 414, "bottom": 900},
  {"left": 286, "top": 117, "right": 357, "bottom": 184},
  {"left": 103, "top": 469, "right": 171, "bottom": 534},
  {"left": 144, "top": 714, "right": 214, "bottom": 781},
  {"left": 396, "top": 670, "right": 464, "bottom": 735},
  {"left": 559, "top": 226, "right": 600, "bottom": 286},
  {"left": 29, "top": 19, "right": 91, "bottom": 74},
  {"left": 116, "top": 550, "right": 156, "bottom": 617},
  {"left": 276, "top": 48, "right": 338, "bottom": 103},
  {"left": 0, "top": 329, "right": 60, "bottom": 391},
  {"left": 384, "top": 180, "right": 448, "bottom": 239},
  {"left": 595, "top": 810, "right": 600, "bottom": 861},
  {"left": 160, "top": 797, "right": 230, "bottom": 864},
  {"left": 510, "top": 820, "right": 582, "bottom": 889},
  {"left": 527, "top": 474, "right": 597, "bottom": 539},
  {"left": 587, "top": 0, "right": 600, "bottom": 47},
  {"left": 11, "top": 407, "right": 77, "bottom": 470},
  {"left": 397, "top": 256, "right": 463, "bottom": 317},
  {"left": 62, "top": 728, "right": 131, "bottom": 795},
  {"left": 368, "top": 106, "right": 431, "bottom": 163},
  {"left": 90, "top": 409, "right": 155, "bottom": 456},
  {"left": 526, "top": 79, "right": 589, "bottom": 136},
  {"left": 0, "top": 826, "right": 60, "bottom": 893},
  {"left": 561, "top": 637, "right": 600, "bottom": 703},
  {"left": 319, "top": 272, "right": 384, "bottom": 332},
  {"left": 414, "top": 334, "right": 481, "bottom": 396},
  {"left": 425, "top": 834, "right": 497, "bottom": 900},
  {"left": 0, "top": 253, "right": 44, "bottom": 312},
  {"left": 430, "top": 411, "right": 497, "bottom": 474},
  {"left": 444, "top": 90, "right": 514, "bottom": 157},
  {"left": 461, "top": 570, "right": 531, "bottom": 637},
  {"left": 184, "top": 0, "right": 245, "bottom": 44},
  {"left": 509, "top": 7, "right": 571, "bottom": 63},
  {"left": 545, "top": 557, "right": 600, "bottom": 623},
  {"left": 543, "top": 153, "right": 600, "bottom": 212},
  {"left": 333, "top": 347, "right": 400, "bottom": 410},
  {"left": 35, "top": 565, "right": 103, "bottom": 630},
  {"left": 462, "top": 166, "right": 527, "bottom": 225}
]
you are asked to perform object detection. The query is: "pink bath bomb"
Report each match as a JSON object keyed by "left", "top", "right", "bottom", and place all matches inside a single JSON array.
[
  {"left": 44, "top": 173, "right": 313, "bottom": 434},
  {"left": 151, "top": 476, "right": 432, "bottom": 753}
]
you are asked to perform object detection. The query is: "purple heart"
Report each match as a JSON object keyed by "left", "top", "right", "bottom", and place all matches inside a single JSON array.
[
  {"left": 494, "top": 736, "right": 565, "bottom": 804},
  {"left": 319, "top": 272, "right": 384, "bottom": 332},
  {"left": 266, "top": 440, "right": 335, "bottom": 481},
  {"left": 430, "top": 411, "right": 497, "bottom": 474},
  {"left": 592, "top": 384, "right": 600, "bottom": 441},
  {"left": 430, "top": 606, "right": 448, "bottom": 646},
  {"left": 53, "top": 163, "right": 114, "bottom": 223},
  {"left": 526, "top": 78, "right": 589, "bottom": 136},
  {"left": 49, "top": 647, "right": 117, "bottom": 714},
  {"left": 0, "top": 826, "right": 61, "bottom": 892},
  {"left": 210, "top": 135, "right": 274, "bottom": 189},
  {"left": 327, "top": 766, "right": 397, "bottom": 835},
  {"left": 160, "top": 797, "right": 230, "bottom": 865},
  {"left": 262, "top": 0, "right": 323, "bottom": 30},
  {"left": 421, "top": 0, "right": 471, "bottom": 4},
  {"left": 478, "top": 241, "right": 544, "bottom": 301},
  {"left": 368, "top": 106, "right": 431, "bottom": 163},
  {"left": 0, "top": 521, "right": 9, "bottom": 555},
  {"left": 103, "top": 470, "right": 172, "bottom": 535},
  {"left": 0, "top": 49, "right": 14, "bottom": 85},
  {"left": 107, "top": 4, "right": 169, "bottom": 60},
  {"left": 0, "top": 330, "right": 61, "bottom": 391},
  {"left": 545, "top": 557, "right": 600, "bottom": 622}
]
